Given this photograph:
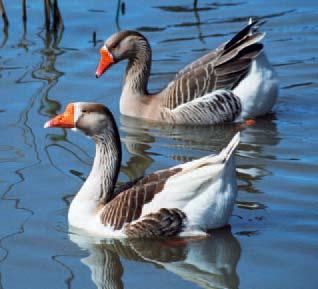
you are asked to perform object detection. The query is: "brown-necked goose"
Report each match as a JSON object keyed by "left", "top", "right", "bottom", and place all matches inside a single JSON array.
[
  {"left": 44, "top": 102, "right": 240, "bottom": 238},
  {"left": 95, "top": 19, "right": 278, "bottom": 125}
]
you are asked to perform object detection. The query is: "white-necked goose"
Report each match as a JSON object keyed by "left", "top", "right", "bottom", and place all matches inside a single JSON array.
[
  {"left": 45, "top": 102, "right": 240, "bottom": 238},
  {"left": 96, "top": 19, "right": 278, "bottom": 125}
]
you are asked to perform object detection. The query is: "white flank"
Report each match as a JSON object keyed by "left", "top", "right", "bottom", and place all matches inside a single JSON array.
[{"left": 234, "top": 52, "right": 279, "bottom": 120}]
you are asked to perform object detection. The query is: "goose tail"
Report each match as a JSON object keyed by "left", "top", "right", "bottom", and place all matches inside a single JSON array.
[
  {"left": 223, "top": 19, "right": 265, "bottom": 52},
  {"left": 218, "top": 132, "right": 240, "bottom": 163},
  {"left": 215, "top": 20, "right": 265, "bottom": 70}
]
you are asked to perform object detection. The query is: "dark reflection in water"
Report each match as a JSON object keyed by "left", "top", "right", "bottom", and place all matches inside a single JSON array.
[
  {"left": 36, "top": 30, "right": 64, "bottom": 118},
  {"left": 120, "top": 114, "right": 238, "bottom": 167},
  {"left": 70, "top": 226, "right": 240, "bottom": 289},
  {"left": 0, "top": 6, "right": 71, "bottom": 286}
]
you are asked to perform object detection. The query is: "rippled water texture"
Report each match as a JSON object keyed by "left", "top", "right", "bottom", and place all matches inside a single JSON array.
[{"left": 0, "top": 0, "right": 317, "bottom": 288}]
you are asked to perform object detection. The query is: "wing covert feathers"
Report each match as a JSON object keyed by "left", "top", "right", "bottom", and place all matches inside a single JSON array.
[{"left": 125, "top": 208, "right": 186, "bottom": 238}]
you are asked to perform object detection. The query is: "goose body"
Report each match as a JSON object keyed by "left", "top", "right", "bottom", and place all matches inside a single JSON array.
[
  {"left": 45, "top": 102, "right": 240, "bottom": 238},
  {"left": 96, "top": 20, "right": 278, "bottom": 125}
]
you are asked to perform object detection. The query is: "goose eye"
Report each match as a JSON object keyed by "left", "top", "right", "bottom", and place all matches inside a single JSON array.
[{"left": 82, "top": 109, "right": 88, "bottom": 113}]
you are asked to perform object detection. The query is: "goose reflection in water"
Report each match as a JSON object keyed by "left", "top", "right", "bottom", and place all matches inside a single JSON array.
[
  {"left": 119, "top": 114, "right": 238, "bottom": 180},
  {"left": 70, "top": 226, "right": 240, "bottom": 289}
]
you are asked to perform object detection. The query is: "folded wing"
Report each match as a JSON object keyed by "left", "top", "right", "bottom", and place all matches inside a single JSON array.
[
  {"left": 100, "top": 168, "right": 182, "bottom": 230},
  {"left": 161, "top": 20, "right": 264, "bottom": 109}
]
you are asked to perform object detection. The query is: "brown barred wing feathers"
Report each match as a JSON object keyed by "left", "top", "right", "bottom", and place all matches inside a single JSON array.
[
  {"left": 168, "top": 89, "right": 242, "bottom": 125},
  {"left": 125, "top": 208, "right": 186, "bottom": 238}
]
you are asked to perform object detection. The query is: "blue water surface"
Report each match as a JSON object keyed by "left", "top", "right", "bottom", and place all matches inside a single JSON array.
[{"left": 0, "top": 1, "right": 317, "bottom": 289}]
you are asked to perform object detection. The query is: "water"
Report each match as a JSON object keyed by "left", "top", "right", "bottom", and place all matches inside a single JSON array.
[{"left": 0, "top": 0, "right": 317, "bottom": 288}]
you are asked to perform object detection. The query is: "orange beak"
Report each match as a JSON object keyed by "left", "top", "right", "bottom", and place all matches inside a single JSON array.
[
  {"left": 44, "top": 103, "right": 75, "bottom": 129},
  {"left": 95, "top": 47, "right": 114, "bottom": 78}
]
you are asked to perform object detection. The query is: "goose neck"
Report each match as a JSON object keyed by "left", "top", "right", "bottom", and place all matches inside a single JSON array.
[
  {"left": 74, "top": 128, "right": 121, "bottom": 208},
  {"left": 89, "top": 130, "right": 122, "bottom": 204},
  {"left": 123, "top": 43, "right": 152, "bottom": 97}
]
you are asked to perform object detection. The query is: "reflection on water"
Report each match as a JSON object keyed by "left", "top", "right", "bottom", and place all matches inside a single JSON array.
[{"left": 70, "top": 226, "right": 240, "bottom": 289}]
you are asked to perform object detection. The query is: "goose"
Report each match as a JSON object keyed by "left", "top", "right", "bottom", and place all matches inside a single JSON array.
[
  {"left": 44, "top": 102, "right": 240, "bottom": 238},
  {"left": 95, "top": 19, "right": 278, "bottom": 125}
]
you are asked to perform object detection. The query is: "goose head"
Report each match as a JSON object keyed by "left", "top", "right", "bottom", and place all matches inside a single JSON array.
[
  {"left": 44, "top": 102, "right": 118, "bottom": 138},
  {"left": 96, "top": 30, "right": 150, "bottom": 78}
]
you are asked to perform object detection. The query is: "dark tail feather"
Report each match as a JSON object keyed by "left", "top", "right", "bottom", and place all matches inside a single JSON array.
[
  {"left": 236, "top": 43, "right": 264, "bottom": 60},
  {"left": 216, "top": 19, "right": 265, "bottom": 67},
  {"left": 224, "top": 19, "right": 265, "bottom": 52}
]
